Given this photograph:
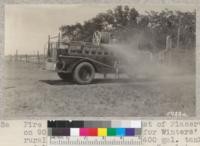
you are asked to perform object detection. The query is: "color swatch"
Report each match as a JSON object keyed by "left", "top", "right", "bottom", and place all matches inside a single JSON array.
[{"left": 48, "top": 128, "right": 141, "bottom": 136}]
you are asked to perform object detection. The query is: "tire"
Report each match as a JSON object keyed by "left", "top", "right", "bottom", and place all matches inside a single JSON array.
[
  {"left": 57, "top": 72, "right": 73, "bottom": 81},
  {"left": 73, "top": 62, "right": 95, "bottom": 84}
]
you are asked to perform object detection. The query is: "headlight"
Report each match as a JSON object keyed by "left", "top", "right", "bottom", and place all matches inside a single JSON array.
[{"left": 56, "top": 60, "right": 65, "bottom": 70}]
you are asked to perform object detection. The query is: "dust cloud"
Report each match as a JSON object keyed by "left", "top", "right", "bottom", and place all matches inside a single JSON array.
[{"left": 103, "top": 32, "right": 195, "bottom": 80}]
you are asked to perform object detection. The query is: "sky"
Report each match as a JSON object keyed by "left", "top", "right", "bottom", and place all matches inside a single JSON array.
[{"left": 5, "top": 4, "right": 196, "bottom": 55}]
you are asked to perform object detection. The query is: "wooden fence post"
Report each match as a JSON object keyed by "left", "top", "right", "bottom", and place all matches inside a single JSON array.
[
  {"left": 37, "top": 51, "right": 40, "bottom": 64},
  {"left": 25, "top": 54, "right": 28, "bottom": 63},
  {"left": 10, "top": 55, "right": 12, "bottom": 62},
  {"left": 43, "top": 48, "right": 46, "bottom": 68},
  {"left": 58, "top": 32, "right": 61, "bottom": 48},
  {"left": 15, "top": 50, "right": 18, "bottom": 61},
  {"left": 177, "top": 17, "right": 181, "bottom": 49}
]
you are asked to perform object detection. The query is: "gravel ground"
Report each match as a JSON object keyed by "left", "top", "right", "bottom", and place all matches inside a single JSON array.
[{"left": 2, "top": 61, "right": 195, "bottom": 118}]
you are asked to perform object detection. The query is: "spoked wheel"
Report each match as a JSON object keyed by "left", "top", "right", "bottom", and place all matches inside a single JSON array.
[
  {"left": 73, "top": 62, "right": 95, "bottom": 84},
  {"left": 57, "top": 72, "right": 73, "bottom": 81}
]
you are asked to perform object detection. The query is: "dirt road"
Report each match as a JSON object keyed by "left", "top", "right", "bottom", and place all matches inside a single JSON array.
[{"left": 2, "top": 61, "right": 195, "bottom": 118}]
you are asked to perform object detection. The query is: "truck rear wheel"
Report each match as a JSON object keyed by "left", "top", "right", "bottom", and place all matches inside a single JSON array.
[
  {"left": 57, "top": 73, "right": 73, "bottom": 81},
  {"left": 73, "top": 62, "right": 95, "bottom": 84}
]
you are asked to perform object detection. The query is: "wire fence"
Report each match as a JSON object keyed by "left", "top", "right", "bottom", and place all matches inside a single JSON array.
[{"left": 7, "top": 54, "right": 46, "bottom": 64}]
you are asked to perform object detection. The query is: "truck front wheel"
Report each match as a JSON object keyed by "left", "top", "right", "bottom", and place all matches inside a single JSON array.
[
  {"left": 73, "top": 62, "right": 95, "bottom": 84},
  {"left": 57, "top": 73, "right": 73, "bottom": 81}
]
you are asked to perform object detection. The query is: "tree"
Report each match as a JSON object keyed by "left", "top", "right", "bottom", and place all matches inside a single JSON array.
[
  {"left": 59, "top": 6, "right": 195, "bottom": 50},
  {"left": 129, "top": 7, "right": 139, "bottom": 26},
  {"left": 114, "top": 5, "right": 124, "bottom": 27}
]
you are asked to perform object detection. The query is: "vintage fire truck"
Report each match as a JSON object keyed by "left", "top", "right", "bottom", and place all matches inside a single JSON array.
[{"left": 46, "top": 31, "right": 122, "bottom": 84}]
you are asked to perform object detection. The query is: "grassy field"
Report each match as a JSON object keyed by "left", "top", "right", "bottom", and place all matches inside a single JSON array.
[{"left": 2, "top": 61, "right": 195, "bottom": 118}]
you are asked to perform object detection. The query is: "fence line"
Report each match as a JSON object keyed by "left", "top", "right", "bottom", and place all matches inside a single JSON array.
[
  {"left": 8, "top": 54, "right": 46, "bottom": 64},
  {"left": 7, "top": 49, "right": 47, "bottom": 65}
]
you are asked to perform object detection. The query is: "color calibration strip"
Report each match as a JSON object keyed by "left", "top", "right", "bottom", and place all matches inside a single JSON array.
[
  {"left": 48, "top": 127, "right": 141, "bottom": 137},
  {"left": 48, "top": 120, "right": 141, "bottom": 137}
]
